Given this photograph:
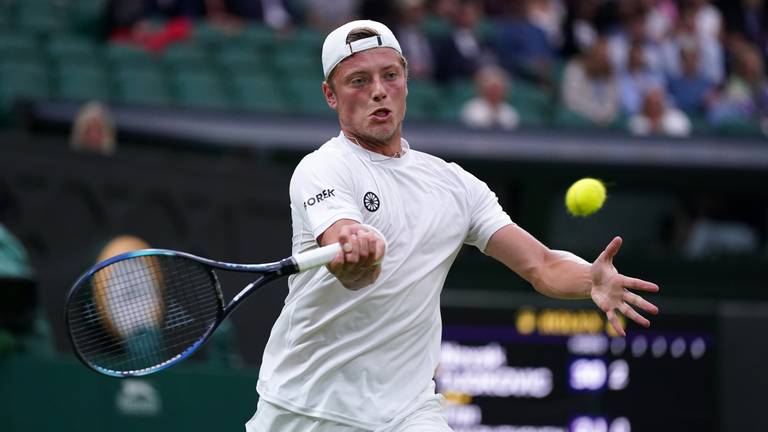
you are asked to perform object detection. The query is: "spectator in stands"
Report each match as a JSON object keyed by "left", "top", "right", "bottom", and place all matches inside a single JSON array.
[
  {"left": 645, "top": 0, "right": 678, "bottom": 44},
  {"left": 433, "top": 0, "right": 489, "bottom": 83},
  {"left": 461, "top": 65, "right": 520, "bottom": 130},
  {"left": 561, "top": 37, "right": 620, "bottom": 126},
  {"left": 70, "top": 101, "right": 117, "bottom": 156},
  {"left": 607, "top": 1, "right": 664, "bottom": 77},
  {"left": 393, "top": 0, "right": 434, "bottom": 80},
  {"left": 667, "top": 40, "right": 717, "bottom": 114},
  {"left": 106, "top": 0, "right": 198, "bottom": 51},
  {"left": 560, "top": 0, "right": 601, "bottom": 57},
  {"left": 718, "top": 0, "right": 768, "bottom": 62},
  {"left": 494, "top": 0, "right": 557, "bottom": 85},
  {"left": 628, "top": 86, "right": 691, "bottom": 136},
  {"left": 212, "top": 0, "right": 294, "bottom": 32},
  {"left": 526, "top": 0, "right": 566, "bottom": 51},
  {"left": 0, "top": 223, "right": 54, "bottom": 358},
  {"left": 689, "top": 0, "right": 723, "bottom": 40},
  {"left": 660, "top": 4, "right": 724, "bottom": 85},
  {"left": 303, "top": 0, "right": 360, "bottom": 31},
  {"left": 618, "top": 39, "right": 666, "bottom": 115},
  {"left": 708, "top": 39, "right": 768, "bottom": 125}
]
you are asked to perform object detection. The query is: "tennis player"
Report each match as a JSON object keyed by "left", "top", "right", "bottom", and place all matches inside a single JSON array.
[{"left": 246, "top": 20, "right": 660, "bottom": 432}]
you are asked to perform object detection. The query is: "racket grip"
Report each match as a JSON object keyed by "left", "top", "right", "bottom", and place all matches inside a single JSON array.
[{"left": 294, "top": 243, "right": 342, "bottom": 271}]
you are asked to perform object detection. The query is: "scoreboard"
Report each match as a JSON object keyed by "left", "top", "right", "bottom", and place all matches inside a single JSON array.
[{"left": 437, "top": 302, "right": 717, "bottom": 432}]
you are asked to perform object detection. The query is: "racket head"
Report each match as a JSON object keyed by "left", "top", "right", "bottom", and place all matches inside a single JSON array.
[{"left": 65, "top": 249, "right": 224, "bottom": 377}]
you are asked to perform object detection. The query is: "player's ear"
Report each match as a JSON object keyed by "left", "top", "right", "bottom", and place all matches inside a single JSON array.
[{"left": 322, "top": 81, "right": 337, "bottom": 110}]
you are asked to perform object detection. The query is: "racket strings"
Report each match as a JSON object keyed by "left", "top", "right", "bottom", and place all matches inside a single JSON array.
[{"left": 67, "top": 255, "right": 222, "bottom": 374}]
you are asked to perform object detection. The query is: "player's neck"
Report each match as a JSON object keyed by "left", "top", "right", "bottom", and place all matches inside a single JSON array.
[{"left": 343, "top": 130, "right": 404, "bottom": 158}]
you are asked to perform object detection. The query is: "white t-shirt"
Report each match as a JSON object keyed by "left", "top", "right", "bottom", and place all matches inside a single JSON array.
[{"left": 257, "top": 133, "right": 512, "bottom": 429}]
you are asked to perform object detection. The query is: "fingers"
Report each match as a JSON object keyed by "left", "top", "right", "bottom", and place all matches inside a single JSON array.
[
  {"left": 619, "top": 303, "right": 650, "bottom": 328},
  {"left": 336, "top": 226, "right": 384, "bottom": 269},
  {"left": 623, "top": 290, "right": 659, "bottom": 315},
  {"left": 596, "top": 236, "right": 622, "bottom": 265},
  {"left": 606, "top": 309, "right": 626, "bottom": 337},
  {"left": 622, "top": 275, "right": 660, "bottom": 293}
]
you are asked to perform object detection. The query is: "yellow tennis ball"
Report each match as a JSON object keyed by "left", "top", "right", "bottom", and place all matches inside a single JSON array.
[{"left": 565, "top": 178, "right": 606, "bottom": 216}]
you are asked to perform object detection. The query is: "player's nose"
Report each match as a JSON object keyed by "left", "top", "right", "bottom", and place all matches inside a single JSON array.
[{"left": 371, "top": 77, "right": 387, "bottom": 101}]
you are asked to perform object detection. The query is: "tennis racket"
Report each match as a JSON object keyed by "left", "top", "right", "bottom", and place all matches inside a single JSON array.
[{"left": 65, "top": 243, "right": 342, "bottom": 378}]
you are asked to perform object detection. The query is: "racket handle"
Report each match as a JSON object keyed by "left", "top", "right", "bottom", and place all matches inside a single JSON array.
[{"left": 293, "top": 243, "right": 342, "bottom": 271}]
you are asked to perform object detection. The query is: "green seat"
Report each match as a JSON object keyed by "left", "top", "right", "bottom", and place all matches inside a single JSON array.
[
  {"left": 71, "top": 0, "right": 108, "bottom": 36},
  {"left": 285, "top": 78, "right": 329, "bottom": 115},
  {"left": 438, "top": 80, "right": 475, "bottom": 121},
  {"left": 406, "top": 80, "right": 440, "bottom": 121},
  {"left": 0, "top": 62, "right": 50, "bottom": 114},
  {"left": 193, "top": 21, "right": 236, "bottom": 49},
  {"left": 214, "top": 45, "right": 271, "bottom": 76},
  {"left": 16, "top": 0, "right": 71, "bottom": 34},
  {"left": 115, "top": 68, "right": 172, "bottom": 106},
  {"left": 509, "top": 81, "right": 552, "bottom": 126},
  {"left": 162, "top": 44, "right": 209, "bottom": 69},
  {"left": 272, "top": 51, "right": 319, "bottom": 80},
  {"left": 238, "top": 24, "right": 277, "bottom": 51},
  {"left": 171, "top": 69, "right": 232, "bottom": 109},
  {"left": 276, "top": 28, "right": 323, "bottom": 54},
  {"left": 0, "top": 34, "right": 40, "bottom": 58},
  {"left": 105, "top": 43, "right": 157, "bottom": 69},
  {"left": 46, "top": 35, "right": 99, "bottom": 62},
  {"left": 230, "top": 74, "right": 287, "bottom": 112},
  {"left": 55, "top": 64, "right": 111, "bottom": 102}
]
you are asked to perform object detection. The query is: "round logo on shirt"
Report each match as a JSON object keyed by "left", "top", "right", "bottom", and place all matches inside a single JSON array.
[{"left": 363, "top": 192, "right": 380, "bottom": 212}]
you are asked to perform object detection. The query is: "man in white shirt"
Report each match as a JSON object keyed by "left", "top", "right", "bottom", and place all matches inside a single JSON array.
[{"left": 246, "top": 19, "right": 660, "bottom": 432}]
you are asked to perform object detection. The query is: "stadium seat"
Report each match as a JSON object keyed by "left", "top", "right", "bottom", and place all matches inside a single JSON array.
[
  {"left": 162, "top": 43, "right": 210, "bottom": 69},
  {"left": 171, "top": 69, "right": 232, "bottom": 110},
  {"left": 0, "top": 62, "right": 50, "bottom": 117},
  {"left": 105, "top": 43, "right": 157, "bottom": 69},
  {"left": 71, "top": 0, "right": 108, "bottom": 36},
  {"left": 509, "top": 81, "right": 552, "bottom": 127},
  {"left": 214, "top": 44, "right": 272, "bottom": 76},
  {"left": 272, "top": 50, "right": 318, "bottom": 80},
  {"left": 16, "top": 0, "right": 71, "bottom": 34},
  {"left": 54, "top": 64, "right": 111, "bottom": 102},
  {"left": 238, "top": 24, "right": 277, "bottom": 52},
  {"left": 0, "top": 33, "right": 40, "bottom": 59},
  {"left": 438, "top": 80, "right": 475, "bottom": 121},
  {"left": 229, "top": 74, "right": 288, "bottom": 113},
  {"left": 46, "top": 35, "right": 99, "bottom": 62},
  {"left": 406, "top": 80, "right": 440, "bottom": 121},
  {"left": 115, "top": 68, "right": 173, "bottom": 107},
  {"left": 284, "top": 78, "right": 330, "bottom": 115}
]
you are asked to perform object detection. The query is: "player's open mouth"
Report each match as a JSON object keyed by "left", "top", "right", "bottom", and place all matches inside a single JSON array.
[{"left": 370, "top": 108, "right": 391, "bottom": 120}]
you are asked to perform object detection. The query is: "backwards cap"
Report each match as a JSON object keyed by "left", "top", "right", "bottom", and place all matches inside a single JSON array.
[{"left": 321, "top": 20, "right": 403, "bottom": 79}]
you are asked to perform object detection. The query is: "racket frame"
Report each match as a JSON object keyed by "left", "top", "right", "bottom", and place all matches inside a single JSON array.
[{"left": 65, "top": 248, "right": 301, "bottom": 378}]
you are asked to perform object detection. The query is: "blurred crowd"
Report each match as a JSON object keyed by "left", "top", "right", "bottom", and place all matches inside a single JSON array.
[{"left": 103, "top": 0, "right": 768, "bottom": 135}]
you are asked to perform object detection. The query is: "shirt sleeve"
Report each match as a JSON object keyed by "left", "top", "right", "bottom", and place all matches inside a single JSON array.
[
  {"left": 289, "top": 152, "right": 363, "bottom": 241},
  {"left": 454, "top": 164, "right": 514, "bottom": 252}
]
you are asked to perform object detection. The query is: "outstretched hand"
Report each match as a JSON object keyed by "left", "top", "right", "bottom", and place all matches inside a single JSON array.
[{"left": 590, "top": 236, "right": 660, "bottom": 336}]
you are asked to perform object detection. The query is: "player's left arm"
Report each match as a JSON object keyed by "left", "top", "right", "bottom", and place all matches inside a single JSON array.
[{"left": 485, "top": 224, "right": 660, "bottom": 336}]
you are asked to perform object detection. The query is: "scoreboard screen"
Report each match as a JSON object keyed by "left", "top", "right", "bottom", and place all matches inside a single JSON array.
[{"left": 437, "top": 304, "right": 717, "bottom": 432}]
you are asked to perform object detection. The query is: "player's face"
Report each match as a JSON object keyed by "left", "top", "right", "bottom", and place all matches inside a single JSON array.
[{"left": 324, "top": 48, "right": 408, "bottom": 150}]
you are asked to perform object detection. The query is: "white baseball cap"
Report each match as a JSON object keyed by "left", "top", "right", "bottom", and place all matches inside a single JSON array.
[{"left": 321, "top": 19, "right": 403, "bottom": 79}]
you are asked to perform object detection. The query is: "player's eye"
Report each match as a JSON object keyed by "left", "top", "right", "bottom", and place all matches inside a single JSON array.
[
  {"left": 384, "top": 72, "right": 398, "bottom": 80},
  {"left": 350, "top": 77, "right": 367, "bottom": 86}
]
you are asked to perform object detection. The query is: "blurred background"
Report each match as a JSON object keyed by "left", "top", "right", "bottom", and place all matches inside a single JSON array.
[{"left": 0, "top": 0, "right": 767, "bottom": 431}]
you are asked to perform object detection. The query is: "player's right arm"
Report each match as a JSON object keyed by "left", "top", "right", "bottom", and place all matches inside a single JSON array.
[
  {"left": 318, "top": 220, "right": 385, "bottom": 290},
  {"left": 290, "top": 151, "right": 384, "bottom": 290}
]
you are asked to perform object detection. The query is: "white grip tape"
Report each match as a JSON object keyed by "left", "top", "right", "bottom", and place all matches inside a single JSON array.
[{"left": 294, "top": 243, "right": 342, "bottom": 272}]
